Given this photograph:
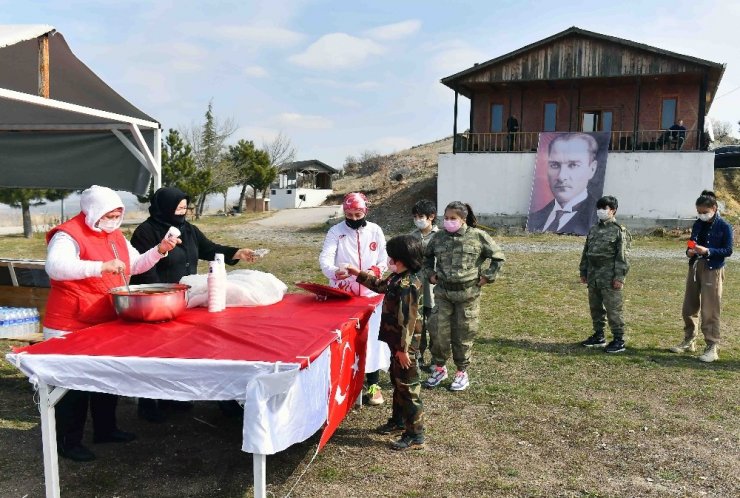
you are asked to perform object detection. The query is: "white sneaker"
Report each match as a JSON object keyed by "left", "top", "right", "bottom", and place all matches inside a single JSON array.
[
  {"left": 423, "top": 365, "right": 448, "bottom": 388},
  {"left": 669, "top": 340, "right": 696, "bottom": 353},
  {"left": 698, "top": 344, "right": 719, "bottom": 363},
  {"left": 449, "top": 370, "right": 469, "bottom": 391}
]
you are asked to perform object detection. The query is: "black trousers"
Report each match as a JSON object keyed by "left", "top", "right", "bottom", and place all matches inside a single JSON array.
[{"left": 55, "top": 390, "right": 118, "bottom": 449}]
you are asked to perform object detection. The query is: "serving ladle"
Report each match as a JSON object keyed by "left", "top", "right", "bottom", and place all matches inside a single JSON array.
[{"left": 110, "top": 242, "right": 131, "bottom": 294}]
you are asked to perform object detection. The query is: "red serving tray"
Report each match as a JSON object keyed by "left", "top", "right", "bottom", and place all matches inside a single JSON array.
[{"left": 295, "top": 281, "right": 354, "bottom": 300}]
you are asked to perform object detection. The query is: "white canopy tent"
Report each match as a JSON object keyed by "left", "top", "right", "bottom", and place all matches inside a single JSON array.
[{"left": 0, "top": 25, "right": 161, "bottom": 195}]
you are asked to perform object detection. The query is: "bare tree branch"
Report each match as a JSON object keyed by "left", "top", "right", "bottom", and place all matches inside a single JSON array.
[{"left": 262, "top": 131, "right": 297, "bottom": 169}]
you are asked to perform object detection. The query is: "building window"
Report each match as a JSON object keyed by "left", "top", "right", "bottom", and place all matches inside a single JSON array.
[
  {"left": 271, "top": 189, "right": 276, "bottom": 195},
  {"left": 661, "top": 98, "right": 677, "bottom": 129},
  {"left": 544, "top": 102, "right": 557, "bottom": 131},
  {"left": 581, "top": 111, "right": 613, "bottom": 132},
  {"left": 490, "top": 104, "right": 504, "bottom": 132},
  {"left": 602, "top": 111, "right": 613, "bottom": 132}
]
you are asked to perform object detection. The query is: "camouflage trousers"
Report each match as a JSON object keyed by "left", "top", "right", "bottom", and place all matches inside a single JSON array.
[
  {"left": 419, "top": 306, "right": 433, "bottom": 357},
  {"left": 588, "top": 284, "right": 624, "bottom": 338},
  {"left": 429, "top": 284, "right": 481, "bottom": 371},
  {"left": 389, "top": 343, "right": 424, "bottom": 437}
]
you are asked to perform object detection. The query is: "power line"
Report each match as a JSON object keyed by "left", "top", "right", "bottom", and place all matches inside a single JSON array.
[{"left": 715, "top": 84, "right": 740, "bottom": 100}]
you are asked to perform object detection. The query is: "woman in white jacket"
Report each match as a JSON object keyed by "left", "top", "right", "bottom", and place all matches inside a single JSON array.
[{"left": 319, "top": 192, "right": 389, "bottom": 405}]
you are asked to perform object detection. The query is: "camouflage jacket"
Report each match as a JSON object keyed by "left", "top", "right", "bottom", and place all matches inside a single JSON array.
[
  {"left": 424, "top": 225, "right": 505, "bottom": 285},
  {"left": 356, "top": 270, "right": 421, "bottom": 353},
  {"left": 579, "top": 218, "right": 631, "bottom": 285},
  {"left": 410, "top": 225, "right": 438, "bottom": 308}
]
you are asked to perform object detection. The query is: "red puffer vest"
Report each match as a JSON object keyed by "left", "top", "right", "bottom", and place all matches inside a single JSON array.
[{"left": 43, "top": 213, "right": 131, "bottom": 332}]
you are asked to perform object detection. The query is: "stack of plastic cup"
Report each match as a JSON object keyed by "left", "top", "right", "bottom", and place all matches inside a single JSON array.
[{"left": 208, "top": 253, "right": 227, "bottom": 312}]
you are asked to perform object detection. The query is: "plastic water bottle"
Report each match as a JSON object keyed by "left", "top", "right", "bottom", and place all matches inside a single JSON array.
[
  {"left": 6, "top": 309, "right": 19, "bottom": 338},
  {"left": 0, "top": 308, "right": 7, "bottom": 338},
  {"left": 208, "top": 253, "right": 226, "bottom": 312},
  {"left": 31, "top": 308, "right": 40, "bottom": 335}
]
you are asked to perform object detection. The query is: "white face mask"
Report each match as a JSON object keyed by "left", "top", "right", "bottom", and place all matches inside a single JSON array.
[
  {"left": 697, "top": 212, "right": 714, "bottom": 222},
  {"left": 414, "top": 218, "right": 430, "bottom": 230},
  {"left": 596, "top": 209, "right": 612, "bottom": 221},
  {"left": 97, "top": 218, "right": 121, "bottom": 233}
]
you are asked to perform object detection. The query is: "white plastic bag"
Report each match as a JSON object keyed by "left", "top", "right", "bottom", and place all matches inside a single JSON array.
[{"left": 181, "top": 269, "right": 288, "bottom": 308}]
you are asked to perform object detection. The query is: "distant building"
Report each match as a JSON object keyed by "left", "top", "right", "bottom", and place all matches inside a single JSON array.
[
  {"left": 438, "top": 26, "right": 725, "bottom": 228},
  {"left": 269, "top": 160, "right": 338, "bottom": 209}
]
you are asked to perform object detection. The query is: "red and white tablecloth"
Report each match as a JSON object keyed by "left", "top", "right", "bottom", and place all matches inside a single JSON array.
[{"left": 7, "top": 293, "right": 383, "bottom": 455}]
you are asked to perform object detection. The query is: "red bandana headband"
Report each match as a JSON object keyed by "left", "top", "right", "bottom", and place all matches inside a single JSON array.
[{"left": 342, "top": 192, "right": 368, "bottom": 214}]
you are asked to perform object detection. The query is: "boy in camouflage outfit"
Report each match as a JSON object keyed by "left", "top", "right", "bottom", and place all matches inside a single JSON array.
[
  {"left": 348, "top": 234, "right": 425, "bottom": 450},
  {"left": 580, "top": 196, "right": 632, "bottom": 353},
  {"left": 410, "top": 199, "right": 439, "bottom": 368}
]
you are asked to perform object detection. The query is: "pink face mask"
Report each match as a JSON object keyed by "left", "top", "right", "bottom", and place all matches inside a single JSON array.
[{"left": 444, "top": 219, "right": 462, "bottom": 233}]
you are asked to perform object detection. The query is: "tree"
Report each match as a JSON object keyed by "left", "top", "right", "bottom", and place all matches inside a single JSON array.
[
  {"left": 181, "top": 101, "right": 238, "bottom": 217},
  {"left": 228, "top": 139, "right": 271, "bottom": 212},
  {"left": 137, "top": 129, "right": 210, "bottom": 206},
  {"left": 247, "top": 161, "right": 279, "bottom": 209},
  {"left": 262, "top": 131, "right": 296, "bottom": 170},
  {"left": 0, "top": 188, "right": 72, "bottom": 238},
  {"left": 712, "top": 120, "right": 740, "bottom": 146}
]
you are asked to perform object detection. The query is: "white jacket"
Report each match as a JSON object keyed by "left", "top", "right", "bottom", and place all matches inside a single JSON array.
[{"left": 319, "top": 221, "right": 387, "bottom": 296}]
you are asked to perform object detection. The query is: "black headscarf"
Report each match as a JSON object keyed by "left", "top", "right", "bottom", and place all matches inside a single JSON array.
[{"left": 149, "top": 187, "right": 188, "bottom": 227}]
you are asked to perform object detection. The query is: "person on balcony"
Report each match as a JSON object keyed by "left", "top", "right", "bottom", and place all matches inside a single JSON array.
[
  {"left": 506, "top": 115, "right": 519, "bottom": 151},
  {"left": 527, "top": 133, "right": 600, "bottom": 236},
  {"left": 657, "top": 119, "right": 686, "bottom": 150}
]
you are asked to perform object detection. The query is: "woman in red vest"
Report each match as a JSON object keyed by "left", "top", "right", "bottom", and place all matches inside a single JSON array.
[{"left": 43, "top": 185, "right": 179, "bottom": 462}]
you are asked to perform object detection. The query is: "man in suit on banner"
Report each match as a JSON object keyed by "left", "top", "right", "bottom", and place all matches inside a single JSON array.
[{"left": 527, "top": 133, "right": 602, "bottom": 235}]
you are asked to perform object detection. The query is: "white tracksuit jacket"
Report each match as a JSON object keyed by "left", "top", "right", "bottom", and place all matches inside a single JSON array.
[{"left": 319, "top": 220, "right": 388, "bottom": 297}]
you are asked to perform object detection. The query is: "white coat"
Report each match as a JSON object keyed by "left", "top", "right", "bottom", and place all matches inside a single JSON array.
[{"left": 319, "top": 220, "right": 388, "bottom": 296}]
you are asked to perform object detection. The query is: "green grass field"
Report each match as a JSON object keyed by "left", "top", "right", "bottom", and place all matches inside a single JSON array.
[{"left": 0, "top": 219, "right": 737, "bottom": 497}]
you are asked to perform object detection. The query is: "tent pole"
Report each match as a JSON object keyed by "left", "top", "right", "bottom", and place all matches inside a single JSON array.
[
  {"left": 128, "top": 124, "right": 159, "bottom": 180},
  {"left": 154, "top": 127, "right": 162, "bottom": 189},
  {"left": 0, "top": 88, "right": 159, "bottom": 129},
  {"left": 38, "top": 34, "right": 50, "bottom": 98}
]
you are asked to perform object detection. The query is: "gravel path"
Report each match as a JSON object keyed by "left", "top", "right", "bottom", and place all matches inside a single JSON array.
[{"left": 502, "top": 241, "right": 692, "bottom": 260}]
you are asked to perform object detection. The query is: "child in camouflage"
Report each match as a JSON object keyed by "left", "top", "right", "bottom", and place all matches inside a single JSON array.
[
  {"left": 423, "top": 202, "right": 505, "bottom": 391},
  {"left": 579, "top": 195, "right": 632, "bottom": 353},
  {"left": 346, "top": 235, "right": 425, "bottom": 451},
  {"left": 410, "top": 199, "right": 439, "bottom": 369}
]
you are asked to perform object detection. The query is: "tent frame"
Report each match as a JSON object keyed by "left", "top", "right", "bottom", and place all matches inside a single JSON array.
[{"left": 0, "top": 87, "right": 161, "bottom": 189}]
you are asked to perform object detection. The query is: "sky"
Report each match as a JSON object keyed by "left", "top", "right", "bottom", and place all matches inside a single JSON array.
[{"left": 3, "top": 0, "right": 739, "bottom": 173}]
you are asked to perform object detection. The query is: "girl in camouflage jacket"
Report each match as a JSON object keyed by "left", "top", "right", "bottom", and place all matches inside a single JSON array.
[{"left": 423, "top": 202, "right": 505, "bottom": 391}]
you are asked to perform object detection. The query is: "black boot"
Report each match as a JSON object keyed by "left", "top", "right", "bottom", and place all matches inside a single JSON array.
[
  {"left": 605, "top": 334, "right": 625, "bottom": 353},
  {"left": 581, "top": 332, "right": 606, "bottom": 347}
]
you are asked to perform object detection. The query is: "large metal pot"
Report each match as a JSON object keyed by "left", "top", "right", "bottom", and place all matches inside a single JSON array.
[{"left": 109, "top": 283, "right": 190, "bottom": 322}]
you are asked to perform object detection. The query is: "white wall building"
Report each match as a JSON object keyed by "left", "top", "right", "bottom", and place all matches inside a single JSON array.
[
  {"left": 438, "top": 151, "right": 714, "bottom": 229},
  {"left": 270, "top": 160, "right": 337, "bottom": 210}
]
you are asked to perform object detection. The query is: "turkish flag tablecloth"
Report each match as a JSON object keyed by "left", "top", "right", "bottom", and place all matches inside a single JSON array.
[{"left": 7, "top": 293, "right": 383, "bottom": 455}]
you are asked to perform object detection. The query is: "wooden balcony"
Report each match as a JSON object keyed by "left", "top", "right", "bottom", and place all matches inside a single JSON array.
[{"left": 454, "top": 130, "right": 704, "bottom": 153}]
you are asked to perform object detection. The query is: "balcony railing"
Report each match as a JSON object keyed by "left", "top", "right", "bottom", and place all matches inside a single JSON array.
[{"left": 455, "top": 129, "right": 703, "bottom": 153}]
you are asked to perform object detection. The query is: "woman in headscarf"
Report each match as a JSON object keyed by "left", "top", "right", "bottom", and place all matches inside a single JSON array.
[
  {"left": 319, "top": 192, "right": 389, "bottom": 405},
  {"left": 44, "top": 185, "right": 180, "bottom": 462},
  {"left": 130, "top": 186, "right": 257, "bottom": 422}
]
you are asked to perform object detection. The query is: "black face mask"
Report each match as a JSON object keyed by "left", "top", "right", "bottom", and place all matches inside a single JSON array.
[
  {"left": 345, "top": 217, "right": 367, "bottom": 230},
  {"left": 171, "top": 214, "right": 186, "bottom": 226}
]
